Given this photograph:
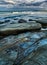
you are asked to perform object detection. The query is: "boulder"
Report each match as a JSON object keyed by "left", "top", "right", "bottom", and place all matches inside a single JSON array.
[
  {"left": 0, "top": 23, "right": 42, "bottom": 36},
  {"left": 18, "top": 19, "right": 27, "bottom": 23},
  {"left": 29, "top": 19, "right": 34, "bottom": 21},
  {"left": 36, "top": 18, "right": 47, "bottom": 28},
  {"left": 4, "top": 19, "right": 10, "bottom": 22},
  {"left": 0, "top": 21, "right": 5, "bottom": 24},
  {"left": 0, "top": 19, "right": 10, "bottom": 24}
]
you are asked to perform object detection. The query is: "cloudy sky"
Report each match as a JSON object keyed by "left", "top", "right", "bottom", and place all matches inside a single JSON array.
[
  {"left": 0, "top": 0, "right": 47, "bottom": 11},
  {"left": 0, "top": 0, "right": 45, "bottom": 6}
]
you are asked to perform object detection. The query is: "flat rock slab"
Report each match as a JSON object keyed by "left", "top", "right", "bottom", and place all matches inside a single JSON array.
[
  {"left": 0, "top": 23, "right": 42, "bottom": 36},
  {"left": 0, "top": 32, "right": 47, "bottom": 65},
  {"left": 0, "top": 31, "right": 46, "bottom": 49},
  {"left": 0, "top": 35, "right": 38, "bottom": 65},
  {"left": 22, "top": 42, "right": 47, "bottom": 65}
]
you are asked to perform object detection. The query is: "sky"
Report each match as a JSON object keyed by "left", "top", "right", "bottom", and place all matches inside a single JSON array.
[
  {"left": 0, "top": 0, "right": 47, "bottom": 11},
  {"left": 0, "top": 0, "right": 45, "bottom": 5}
]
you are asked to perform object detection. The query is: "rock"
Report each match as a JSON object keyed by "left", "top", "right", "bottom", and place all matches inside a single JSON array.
[
  {"left": 0, "top": 31, "right": 47, "bottom": 65},
  {"left": 0, "top": 57, "right": 13, "bottom": 65},
  {"left": 14, "top": 18, "right": 18, "bottom": 20},
  {"left": 0, "top": 36, "right": 4, "bottom": 39},
  {"left": 38, "top": 38, "right": 47, "bottom": 47},
  {"left": 30, "top": 32, "right": 46, "bottom": 39},
  {"left": 0, "top": 21, "right": 4, "bottom": 24},
  {"left": 0, "top": 24, "right": 7, "bottom": 28},
  {"left": 28, "top": 21, "right": 36, "bottom": 23},
  {"left": 0, "top": 19, "right": 10, "bottom": 24},
  {"left": 18, "top": 19, "right": 27, "bottom": 23},
  {"left": 0, "top": 31, "right": 46, "bottom": 48},
  {"left": 29, "top": 19, "right": 33, "bottom": 21},
  {"left": 1, "top": 47, "right": 18, "bottom": 60},
  {"left": 4, "top": 19, "right": 10, "bottom": 22},
  {"left": 0, "top": 35, "right": 39, "bottom": 65},
  {"left": 22, "top": 44, "right": 47, "bottom": 65},
  {"left": 0, "top": 35, "right": 16, "bottom": 49},
  {"left": 0, "top": 18, "right": 4, "bottom": 24},
  {"left": 0, "top": 23, "right": 42, "bottom": 36},
  {"left": 0, "top": 20, "right": 5, "bottom": 24},
  {"left": 36, "top": 18, "right": 47, "bottom": 28}
]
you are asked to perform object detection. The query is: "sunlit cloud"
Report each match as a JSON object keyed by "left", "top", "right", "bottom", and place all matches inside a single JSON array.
[{"left": 4, "top": 0, "right": 16, "bottom": 4}]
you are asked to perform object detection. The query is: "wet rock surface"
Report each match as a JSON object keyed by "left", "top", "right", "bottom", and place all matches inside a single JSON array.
[
  {"left": 29, "top": 19, "right": 34, "bottom": 21},
  {"left": 22, "top": 44, "right": 47, "bottom": 65},
  {"left": 35, "top": 18, "right": 47, "bottom": 28},
  {"left": 18, "top": 19, "right": 27, "bottom": 23},
  {"left": 0, "top": 16, "right": 47, "bottom": 65},
  {"left": 0, "top": 23, "right": 42, "bottom": 36},
  {"left": 0, "top": 31, "right": 47, "bottom": 65}
]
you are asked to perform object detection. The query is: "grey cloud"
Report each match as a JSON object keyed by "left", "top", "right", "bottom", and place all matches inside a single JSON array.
[{"left": 0, "top": 0, "right": 14, "bottom": 5}]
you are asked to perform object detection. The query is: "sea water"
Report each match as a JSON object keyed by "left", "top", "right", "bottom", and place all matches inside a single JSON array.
[{"left": 0, "top": 11, "right": 47, "bottom": 20}]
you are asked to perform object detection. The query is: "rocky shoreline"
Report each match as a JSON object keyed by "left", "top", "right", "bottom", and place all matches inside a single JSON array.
[{"left": 0, "top": 17, "right": 47, "bottom": 65}]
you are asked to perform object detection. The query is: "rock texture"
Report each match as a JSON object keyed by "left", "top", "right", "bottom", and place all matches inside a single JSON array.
[
  {"left": 22, "top": 44, "right": 47, "bottom": 65},
  {"left": 0, "top": 23, "right": 42, "bottom": 36},
  {"left": 0, "top": 17, "right": 47, "bottom": 65},
  {"left": 36, "top": 18, "right": 47, "bottom": 28},
  {"left": 0, "top": 31, "right": 47, "bottom": 65},
  {"left": 18, "top": 19, "right": 27, "bottom": 23}
]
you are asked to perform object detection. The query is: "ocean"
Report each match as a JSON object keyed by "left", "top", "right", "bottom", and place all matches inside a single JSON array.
[{"left": 0, "top": 11, "right": 47, "bottom": 18}]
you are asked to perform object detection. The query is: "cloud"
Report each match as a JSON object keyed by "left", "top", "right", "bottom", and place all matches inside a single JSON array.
[
  {"left": 0, "top": 0, "right": 15, "bottom": 8},
  {"left": 4, "top": 0, "right": 16, "bottom": 4},
  {"left": 0, "top": 0, "right": 45, "bottom": 5},
  {"left": 0, "top": 0, "right": 46, "bottom": 11},
  {"left": 33, "top": 0, "right": 45, "bottom": 2},
  {"left": 0, "top": 0, "right": 46, "bottom": 5}
]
